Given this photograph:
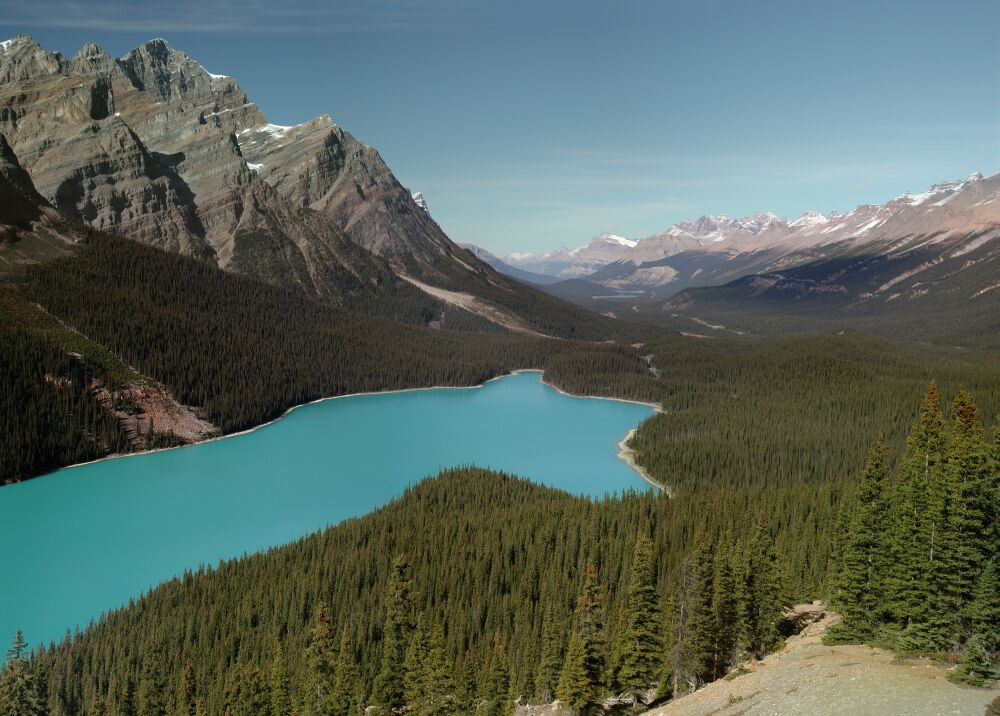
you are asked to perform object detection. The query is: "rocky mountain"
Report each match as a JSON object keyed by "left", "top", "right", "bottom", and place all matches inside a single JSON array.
[
  {"left": 0, "top": 131, "right": 80, "bottom": 269},
  {"left": 0, "top": 34, "right": 619, "bottom": 337},
  {"left": 499, "top": 172, "right": 1000, "bottom": 301},
  {"left": 0, "top": 34, "right": 405, "bottom": 303},
  {"left": 661, "top": 172, "right": 1000, "bottom": 345},
  {"left": 499, "top": 233, "right": 642, "bottom": 279}
]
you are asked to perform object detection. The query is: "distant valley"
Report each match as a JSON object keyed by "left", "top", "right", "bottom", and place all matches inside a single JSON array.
[{"left": 471, "top": 171, "right": 1000, "bottom": 345}]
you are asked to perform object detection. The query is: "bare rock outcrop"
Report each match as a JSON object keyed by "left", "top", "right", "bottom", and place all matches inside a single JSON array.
[{"left": 0, "top": 34, "right": 485, "bottom": 302}]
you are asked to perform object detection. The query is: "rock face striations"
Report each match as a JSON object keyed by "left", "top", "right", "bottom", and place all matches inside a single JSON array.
[{"left": 0, "top": 34, "right": 481, "bottom": 303}]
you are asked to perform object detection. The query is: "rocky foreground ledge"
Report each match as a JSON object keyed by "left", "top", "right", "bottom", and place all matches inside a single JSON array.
[{"left": 647, "top": 606, "right": 999, "bottom": 716}]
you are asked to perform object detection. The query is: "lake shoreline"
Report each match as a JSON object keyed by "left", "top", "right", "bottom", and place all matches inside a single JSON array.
[
  {"left": 34, "top": 369, "right": 663, "bottom": 482},
  {"left": 617, "top": 428, "right": 671, "bottom": 495}
]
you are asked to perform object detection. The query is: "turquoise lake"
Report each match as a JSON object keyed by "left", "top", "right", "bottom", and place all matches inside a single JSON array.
[{"left": 0, "top": 371, "right": 654, "bottom": 647}]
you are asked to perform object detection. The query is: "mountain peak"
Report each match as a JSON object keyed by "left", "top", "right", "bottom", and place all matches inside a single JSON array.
[
  {"left": 598, "top": 233, "right": 638, "bottom": 248},
  {"left": 0, "top": 34, "right": 40, "bottom": 52}
]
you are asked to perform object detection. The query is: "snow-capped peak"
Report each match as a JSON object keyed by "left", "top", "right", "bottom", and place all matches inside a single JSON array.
[
  {"left": 967, "top": 171, "right": 984, "bottom": 182},
  {"left": 599, "top": 233, "right": 638, "bottom": 248},
  {"left": 412, "top": 192, "right": 429, "bottom": 214},
  {"left": 788, "top": 211, "right": 829, "bottom": 228}
]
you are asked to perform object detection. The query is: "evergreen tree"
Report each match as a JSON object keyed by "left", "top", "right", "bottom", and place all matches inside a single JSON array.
[
  {"left": 480, "top": 635, "right": 510, "bottom": 716},
  {"left": 685, "top": 538, "right": 717, "bottom": 684},
  {"left": 456, "top": 653, "right": 479, "bottom": 714},
  {"left": 304, "top": 604, "right": 336, "bottom": 716},
  {"left": 0, "top": 631, "right": 43, "bottom": 716},
  {"left": 269, "top": 643, "right": 293, "bottom": 716},
  {"left": 177, "top": 660, "right": 197, "bottom": 716},
  {"left": 969, "top": 559, "right": 1000, "bottom": 655},
  {"left": 892, "top": 384, "right": 960, "bottom": 652},
  {"left": 604, "top": 606, "right": 627, "bottom": 695},
  {"left": 535, "top": 605, "right": 563, "bottom": 703},
  {"left": 371, "top": 555, "right": 414, "bottom": 712},
  {"left": 668, "top": 555, "right": 699, "bottom": 698},
  {"left": 110, "top": 672, "right": 137, "bottom": 716},
  {"left": 617, "top": 533, "right": 664, "bottom": 702},
  {"left": 90, "top": 690, "right": 109, "bottom": 716},
  {"left": 329, "top": 628, "right": 360, "bottom": 716},
  {"left": 555, "top": 631, "right": 590, "bottom": 712},
  {"left": 948, "top": 638, "right": 996, "bottom": 687},
  {"left": 740, "top": 518, "right": 784, "bottom": 660},
  {"left": 403, "top": 615, "right": 431, "bottom": 709},
  {"left": 828, "top": 441, "right": 890, "bottom": 643},
  {"left": 225, "top": 662, "right": 268, "bottom": 716},
  {"left": 949, "top": 389, "right": 994, "bottom": 611},
  {"left": 556, "top": 563, "right": 604, "bottom": 711},
  {"left": 137, "top": 645, "right": 168, "bottom": 716},
  {"left": 423, "top": 622, "right": 455, "bottom": 715},
  {"left": 711, "top": 533, "right": 741, "bottom": 676}
]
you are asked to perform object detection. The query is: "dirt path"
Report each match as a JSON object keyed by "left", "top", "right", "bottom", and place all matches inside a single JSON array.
[{"left": 648, "top": 609, "right": 999, "bottom": 716}]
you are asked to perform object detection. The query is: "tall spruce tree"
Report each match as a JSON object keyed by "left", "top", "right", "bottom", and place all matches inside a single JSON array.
[
  {"left": 555, "top": 631, "right": 590, "bottom": 712},
  {"left": 892, "top": 383, "right": 960, "bottom": 652},
  {"left": 0, "top": 631, "right": 43, "bottom": 716},
  {"left": 329, "top": 628, "right": 361, "bottom": 716},
  {"left": 556, "top": 563, "right": 604, "bottom": 711},
  {"left": 711, "top": 533, "right": 741, "bottom": 677},
  {"left": 423, "top": 622, "right": 455, "bottom": 715},
  {"left": 226, "top": 662, "right": 268, "bottom": 716},
  {"left": 949, "top": 389, "right": 993, "bottom": 614},
  {"left": 304, "top": 604, "right": 336, "bottom": 716},
  {"left": 617, "top": 533, "right": 664, "bottom": 702},
  {"left": 828, "top": 440, "right": 890, "bottom": 643},
  {"left": 480, "top": 635, "right": 511, "bottom": 716},
  {"left": 740, "top": 518, "right": 784, "bottom": 660},
  {"left": 403, "top": 615, "right": 431, "bottom": 710},
  {"left": 685, "top": 538, "right": 718, "bottom": 684},
  {"left": 137, "top": 645, "right": 168, "bottom": 716},
  {"left": 269, "top": 643, "right": 293, "bottom": 716},
  {"left": 371, "top": 555, "right": 415, "bottom": 713},
  {"left": 969, "top": 559, "right": 1000, "bottom": 655},
  {"left": 535, "top": 605, "right": 563, "bottom": 703},
  {"left": 177, "top": 659, "right": 197, "bottom": 716}
]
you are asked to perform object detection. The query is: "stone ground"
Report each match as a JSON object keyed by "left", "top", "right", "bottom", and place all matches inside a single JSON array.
[{"left": 647, "top": 611, "right": 999, "bottom": 716}]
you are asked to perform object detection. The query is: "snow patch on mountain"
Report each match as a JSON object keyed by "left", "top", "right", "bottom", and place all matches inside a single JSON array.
[{"left": 601, "top": 234, "right": 638, "bottom": 248}]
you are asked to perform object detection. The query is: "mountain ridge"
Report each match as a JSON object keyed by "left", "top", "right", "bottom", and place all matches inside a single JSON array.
[
  {"left": 493, "top": 171, "right": 999, "bottom": 296},
  {"left": 0, "top": 34, "right": 627, "bottom": 338}
]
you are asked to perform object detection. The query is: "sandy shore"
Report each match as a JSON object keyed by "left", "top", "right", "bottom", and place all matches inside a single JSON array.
[{"left": 618, "top": 428, "right": 671, "bottom": 495}]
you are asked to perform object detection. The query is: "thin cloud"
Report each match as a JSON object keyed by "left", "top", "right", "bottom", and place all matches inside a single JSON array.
[{"left": 0, "top": 0, "right": 462, "bottom": 34}]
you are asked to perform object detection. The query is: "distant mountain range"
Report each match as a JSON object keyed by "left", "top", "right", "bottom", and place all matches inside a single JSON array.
[
  {"left": 482, "top": 171, "right": 999, "bottom": 300},
  {"left": 0, "top": 34, "right": 618, "bottom": 338}
]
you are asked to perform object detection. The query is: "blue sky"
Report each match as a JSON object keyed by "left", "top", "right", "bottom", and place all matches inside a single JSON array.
[{"left": 1, "top": 0, "right": 997, "bottom": 253}]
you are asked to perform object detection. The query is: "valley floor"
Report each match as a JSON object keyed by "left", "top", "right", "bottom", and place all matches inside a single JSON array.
[{"left": 648, "top": 608, "right": 999, "bottom": 716}]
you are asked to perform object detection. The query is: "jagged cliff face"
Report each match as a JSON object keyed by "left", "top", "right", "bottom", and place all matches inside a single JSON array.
[
  {"left": 0, "top": 131, "right": 79, "bottom": 266},
  {"left": 0, "top": 34, "right": 461, "bottom": 300}
]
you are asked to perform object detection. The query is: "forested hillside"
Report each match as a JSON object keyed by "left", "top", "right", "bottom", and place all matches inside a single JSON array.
[
  {"left": 6, "top": 468, "right": 790, "bottom": 715},
  {"left": 829, "top": 385, "right": 1000, "bottom": 686},
  {"left": 0, "top": 231, "right": 658, "bottom": 483}
]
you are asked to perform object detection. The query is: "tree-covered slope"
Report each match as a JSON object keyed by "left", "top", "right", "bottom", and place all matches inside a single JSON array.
[
  {"left": 1, "top": 231, "right": 658, "bottom": 482},
  {"left": 20, "top": 468, "right": 788, "bottom": 715}
]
